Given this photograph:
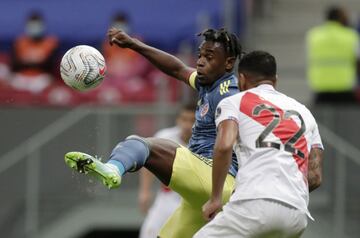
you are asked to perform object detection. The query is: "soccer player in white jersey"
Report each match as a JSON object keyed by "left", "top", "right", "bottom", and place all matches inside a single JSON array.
[
  {"left": 139, "top": 104, "right": 195, "bottom": 238},
  {"left": 194, "top": 51, "right": 324, "bottom": 238}
]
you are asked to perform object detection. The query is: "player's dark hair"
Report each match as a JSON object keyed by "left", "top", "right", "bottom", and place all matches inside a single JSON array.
[
  {"left": 198, "top": 28, "right": 242, "bottom": 58},
  {"left": 238, "top": 51, "right": 277, "bottom": 78},
  {"left": 326, "top": 6, "right": 343, "bottom": 22}
]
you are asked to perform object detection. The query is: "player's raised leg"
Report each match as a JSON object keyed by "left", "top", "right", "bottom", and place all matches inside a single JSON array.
[{"left": 64, "top": 135, "right": 178, "bottom": 189}]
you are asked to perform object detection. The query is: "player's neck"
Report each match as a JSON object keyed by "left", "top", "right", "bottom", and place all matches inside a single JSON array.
[{"left": 255, "top": 81, "right": 275, "bottom": 87}]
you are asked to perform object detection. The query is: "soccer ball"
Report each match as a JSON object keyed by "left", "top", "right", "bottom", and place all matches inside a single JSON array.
[{"left": 60, "top": 45, "right": 106, "bottom": 91}]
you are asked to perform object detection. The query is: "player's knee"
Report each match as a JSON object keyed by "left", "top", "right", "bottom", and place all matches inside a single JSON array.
[
  {"left": 126, "top": 135, "right": 168, "bottom": 154},
  {"left": 126, "top": 135, "right": 150, "bottom": 147}
]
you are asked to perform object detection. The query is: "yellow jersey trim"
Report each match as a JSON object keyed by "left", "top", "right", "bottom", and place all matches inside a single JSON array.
[{"left": 188, "top": 71, "right": 197, "bottom": 90}]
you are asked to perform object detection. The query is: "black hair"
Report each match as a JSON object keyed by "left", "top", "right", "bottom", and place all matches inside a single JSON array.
[
  {"left": 198, "top": 28, "right": 242, "bottom": 58},
  {"left": 326, "top": 6, "right": 343, "bottom": 22},
  {"left": 238, "top": 51, "right": 277, "bottom": 78}
]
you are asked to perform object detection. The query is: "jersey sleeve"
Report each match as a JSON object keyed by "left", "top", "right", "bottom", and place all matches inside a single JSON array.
[
  {"left": 215, "top": 97, "right": 240, "bottom": 128},
  {"left": 188, "top": 71, "right": 199, "bottom": 90},
  {"left": 310, "top": 123, "right": 324, "bottom": 150}
]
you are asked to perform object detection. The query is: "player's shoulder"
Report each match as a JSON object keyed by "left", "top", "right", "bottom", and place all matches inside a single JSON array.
[
  {"left": 154, "top": 126, "right": 181, "bottom": 140},
  {"left": 211, "top": 74, "right": 239, "bottom": 100},
  {"left": 218, "top": 90, "right": 245, "bottom": 108},
  {"left": 217, "top": 73, "right": 238, "bottom": 89},
  {"left": 285, "top": 94, "right": 311, "bottom": 112},
  {"left": 275, "top": 90, "right": 306, "bottom": 109},
  {"left": 278, "top": 91, "right": 317, "bottom": 123}
]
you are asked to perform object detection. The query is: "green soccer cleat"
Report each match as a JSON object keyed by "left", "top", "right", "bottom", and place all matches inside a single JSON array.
[{"left": 64, "top": 151, "right": 121, "bottom": 189}]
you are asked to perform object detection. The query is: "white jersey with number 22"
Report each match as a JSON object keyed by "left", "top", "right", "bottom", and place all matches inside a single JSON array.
[{"left": 215, "top": 84, "right": 323, "bottom": 218}]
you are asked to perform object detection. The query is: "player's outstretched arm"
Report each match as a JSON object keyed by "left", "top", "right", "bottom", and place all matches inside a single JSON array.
[
  {"left": 107, "top": 28, "right": 195, "bottom": 85},
  {"left": 202, "top": 120, "right": 238, "bottom": 221},
  {"left": 308, "top": 148, "right": 323, "bottom": 192}
]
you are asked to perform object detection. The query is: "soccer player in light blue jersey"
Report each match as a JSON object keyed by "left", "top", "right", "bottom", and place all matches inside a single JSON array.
[{"left": 65, "top": 28, "right": 241, "bottom": 238}]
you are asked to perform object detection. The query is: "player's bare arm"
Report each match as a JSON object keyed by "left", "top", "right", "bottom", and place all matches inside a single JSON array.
[
  {"left": 202, "top": 119, "right": 238, "bottom": 221},
  {"left": 107, "top": 28, "right": 195, "bottom": 85},
  {"left": 308, "top": 147, "right": 323, "bottom": 192}
]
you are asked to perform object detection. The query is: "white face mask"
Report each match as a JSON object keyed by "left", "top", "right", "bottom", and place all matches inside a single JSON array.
[
  {"left": 112, "top": 22, "right": 130, "bottom": 33},
  {"left": 26, "top": 20, "right": 45, "bottom": 38}
]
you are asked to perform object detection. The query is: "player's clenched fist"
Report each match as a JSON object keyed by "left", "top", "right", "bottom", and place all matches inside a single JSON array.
[
  {"left": 202, "top": 198, "right": 222, "bottom": 222},
  {"left": 107, "top": 27, "right": 135, "bottom": 48}
]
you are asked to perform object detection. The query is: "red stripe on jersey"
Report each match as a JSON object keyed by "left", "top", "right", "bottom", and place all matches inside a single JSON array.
[{"left": 240, "top": 92, "right": 309, "bottom": 177}]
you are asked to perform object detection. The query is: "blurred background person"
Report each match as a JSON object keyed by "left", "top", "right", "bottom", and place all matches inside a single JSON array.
[
  {"left": 11, "top": 11, "right": 59, "bottom": 94},
  {"left": 138, "top": 103, "right": 195, "bottom": 238},
  {"left": 102, "top": 12, "right": 154, "bottom": 99},
  {"left": 0, "top": 52, "right": 11, "bottom": 87},
  {"left": 306, "top": 5, "right": 360, "bottom": 104}
]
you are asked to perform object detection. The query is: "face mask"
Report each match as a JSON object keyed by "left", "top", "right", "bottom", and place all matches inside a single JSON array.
[
  {"left": 112, "top": 22, "right": 130, "bottom": 33},
  {"left": 26, "top": 21, "right": 45, "bottom": 38}
]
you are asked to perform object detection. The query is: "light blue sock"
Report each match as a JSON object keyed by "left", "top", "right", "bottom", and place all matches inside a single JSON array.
[
  {"left": 106, "top": 136, "right": 150, "bottom": 176},
  {"left": 107, "top": 159, "right": 126, "bottom": 176}
]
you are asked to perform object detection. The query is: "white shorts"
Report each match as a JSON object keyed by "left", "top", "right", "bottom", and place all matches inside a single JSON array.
[
  {"left": 139, "top": 190, "right": 181, "bottom": 238},
  {"left": 194, "top": 199, "right": 307, "bottom": 238}
]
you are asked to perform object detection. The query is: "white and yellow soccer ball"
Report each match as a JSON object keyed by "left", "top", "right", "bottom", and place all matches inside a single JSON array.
[{"left": 60, "top": 45, "right": 106, "bottom": 91}]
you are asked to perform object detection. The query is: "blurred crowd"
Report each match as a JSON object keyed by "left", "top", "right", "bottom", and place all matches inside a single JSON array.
[
  {"left": 1, "top": 4, "right": 360, "bottom": 107},
  {"left": 0, "top": 11, "right": 193, "bottom": 106}
]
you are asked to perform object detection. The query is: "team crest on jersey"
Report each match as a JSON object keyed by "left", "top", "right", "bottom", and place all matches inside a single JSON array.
[{"left": 200, "top": 103, "right": 209, "bottom": 117}]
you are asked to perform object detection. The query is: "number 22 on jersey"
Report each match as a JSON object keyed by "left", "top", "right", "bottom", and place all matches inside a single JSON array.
[
  {"left": 253, "top": 104, "right": 305, "bottom": 159},
  {"left": 240, "top": 92, "right": 309, "bottom": 164}
]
